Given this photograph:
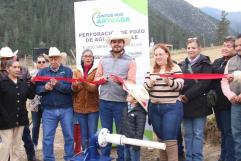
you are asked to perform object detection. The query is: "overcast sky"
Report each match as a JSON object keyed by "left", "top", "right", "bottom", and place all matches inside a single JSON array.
[{"left": 184, "top": 0, "right": 241, "bottom": 12}]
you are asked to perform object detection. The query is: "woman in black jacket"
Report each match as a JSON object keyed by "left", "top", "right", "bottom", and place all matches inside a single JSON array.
[
  {"left": 0, "top": 60, "right": 35, "bottom": 161},
  {"left": 179, "top": 38, "right": 212, "bottom": 161}
]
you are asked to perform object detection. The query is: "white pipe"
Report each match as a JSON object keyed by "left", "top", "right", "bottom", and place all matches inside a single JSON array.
[
  {"left": 98, "top": 128, "right": 166, "bottom": 150},
  {"left": 121, "top": 137, "right": 166, "bottom": 150}
]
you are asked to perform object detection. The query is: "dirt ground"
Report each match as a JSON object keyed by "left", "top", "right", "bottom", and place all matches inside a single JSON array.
[{"left": 19, "top": 124, "right": 221, "bottom": 161}]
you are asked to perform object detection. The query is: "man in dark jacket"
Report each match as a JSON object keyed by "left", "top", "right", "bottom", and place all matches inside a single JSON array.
[
  {"left": 212, "top": 36, "right": 236, "bottom": 161},
  {"left": 0, "top": 46, "right": 37, "bottom": 161},
  {"left": 221, "top": 34, "right": 241, "bottom": 161}
]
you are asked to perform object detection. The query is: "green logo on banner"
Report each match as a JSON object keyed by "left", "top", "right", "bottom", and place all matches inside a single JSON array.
[{"left": 92, "top": 12, "right": 130, "bottom": 27}]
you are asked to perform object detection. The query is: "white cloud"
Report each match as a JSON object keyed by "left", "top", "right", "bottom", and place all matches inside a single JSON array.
[{"left": 184, "top": 0, "right": 241, "bottom": 12}]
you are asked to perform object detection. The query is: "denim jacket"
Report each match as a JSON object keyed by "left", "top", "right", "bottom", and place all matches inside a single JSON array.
[{"left": 36, "top": 65, "right": 73, "bottom": 109}]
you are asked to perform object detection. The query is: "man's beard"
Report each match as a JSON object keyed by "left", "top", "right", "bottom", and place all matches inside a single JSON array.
[{"left": 112, "top": 46, "right": 124, "bottom": 54}]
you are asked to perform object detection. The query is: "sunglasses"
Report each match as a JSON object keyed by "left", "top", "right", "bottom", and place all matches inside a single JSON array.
[
  {"left": 187, "top": 37, "right": 198, "bottom": 41},
  {"left": 37, "top": 61, "right": 46, "bottom": 64},
  {"left": 224, "top": 36, "right": 235, "bottom": 42}
]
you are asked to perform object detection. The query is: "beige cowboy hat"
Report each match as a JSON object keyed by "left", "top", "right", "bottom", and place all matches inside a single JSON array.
[
  {"left": 0, "top": 46, "right": 18, "bottom": 58},
  {"left": 123, "top": 81, "right": 149, "bottom": 111},
  {"left": 43, "top": 47, "right": 66, "bottom": 60},
  {"left": 106, "top": 33, "right": 131, "bottom": 46}
]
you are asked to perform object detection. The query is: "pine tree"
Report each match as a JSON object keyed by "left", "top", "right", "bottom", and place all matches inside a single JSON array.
[{"left": 216, "top": 11, "right": 230, "bottom": 45}]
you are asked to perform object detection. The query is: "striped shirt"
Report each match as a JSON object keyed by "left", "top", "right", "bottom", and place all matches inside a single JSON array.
[{"left": 144, "top": 64, "right": 184, "bottom": 104}]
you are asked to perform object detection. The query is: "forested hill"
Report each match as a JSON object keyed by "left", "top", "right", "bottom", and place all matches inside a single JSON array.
[
  {"left": 201, "top": 7, "right": 241, "bottom": 33},
  {"left": 149, "top": 0, "right": 219, "bottom": 48},
  {"left": 0, "top": 0, "right": 219, "bottom": 56},
  {"left": 0, "top": 0, "right": 76, "bottom": 56}
]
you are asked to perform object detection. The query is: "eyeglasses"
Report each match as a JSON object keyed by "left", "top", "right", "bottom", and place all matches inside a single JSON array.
[
  {"left": 187, "top": 37, "right": 198, "bottom": 41},
  {"left": 37, "top": 61, "right": 46, "bottom": 64},
  {"left": 224, "top": 36, "right": 235, "bottom": 42},
  {"left": 82, "top": 55, "right": 93, "bottom": 58}
]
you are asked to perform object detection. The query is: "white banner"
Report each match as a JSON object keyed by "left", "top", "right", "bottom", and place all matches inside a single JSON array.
[{"left": 74, "top": 0, "right": 150, "bottom": 84}]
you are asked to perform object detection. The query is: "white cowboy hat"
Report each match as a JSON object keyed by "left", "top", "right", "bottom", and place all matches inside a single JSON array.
[
  {"left": 106, "top": 33, "right": 131, "bottom": 46},
  {"left": 123, "top": 81, "right": 149, "bottom": 111},
  {"left": 43, "top": 47, "right": 66, "bottom": 59},
  {"left": 0, "top": 46, "right": 18, "bottom": 58}
]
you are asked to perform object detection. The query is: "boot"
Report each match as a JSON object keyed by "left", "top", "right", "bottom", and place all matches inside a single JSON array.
[
  {"left": 166, "top": 140, "right": 178, "bottom": 161},
  {"left": 158, "top": 139, "right": 167, "bottom": 161},
  {"left": 159, "top": 149, "right": 168, "bottom": 161}
]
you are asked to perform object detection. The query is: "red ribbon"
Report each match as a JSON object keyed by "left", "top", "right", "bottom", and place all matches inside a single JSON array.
[
  {"left": 159, "top": 73, "right": 228, "bottom": 80},
  {"left": 33, "top": 73, "right": 229, "bottom": 85},
  {"left": 33, "top": 76, "right": 101, "bottom": 84}
]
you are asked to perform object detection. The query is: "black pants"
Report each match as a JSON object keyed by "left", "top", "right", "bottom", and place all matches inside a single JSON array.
[{"left": 22, "top": 125, "right": 35, "bottom": 160}]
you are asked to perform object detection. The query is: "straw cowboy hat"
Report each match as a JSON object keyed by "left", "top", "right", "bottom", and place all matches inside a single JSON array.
[
  {"left": 106, "top": 33, "right": 131, "bottom": 46},
  {"left": 43, "top": 47, "right": 66, "bottom": 60},
  {"left": 0, "top": 46, "right": 18, "bottom": 58},
  {"left": 123, "top": 81, "right": 149, "bottom": 111}
]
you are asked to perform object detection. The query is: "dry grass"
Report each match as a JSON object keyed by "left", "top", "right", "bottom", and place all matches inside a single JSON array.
[{"left": 171, "top": 46, "right": 222, "bottom": 63}]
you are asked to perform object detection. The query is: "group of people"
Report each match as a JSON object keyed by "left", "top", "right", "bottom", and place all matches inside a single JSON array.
[{"left": 0, "top": 33, "right": 241, "bottom": 161}]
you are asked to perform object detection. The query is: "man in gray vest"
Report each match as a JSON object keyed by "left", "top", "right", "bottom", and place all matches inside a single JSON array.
[
  {"left": 221, "top": 34, "right": 241, "bottom": 161},
  {"left": 95, "top": 33, "right": 136, "bottom": 161}
]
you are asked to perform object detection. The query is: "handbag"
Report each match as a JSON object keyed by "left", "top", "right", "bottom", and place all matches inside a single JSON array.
[
  {"left": 206, "top": 89, "right": 218, "bottom": 108},
  {"left": 27, "top": 95, "right": 41, "bottom": 112}
]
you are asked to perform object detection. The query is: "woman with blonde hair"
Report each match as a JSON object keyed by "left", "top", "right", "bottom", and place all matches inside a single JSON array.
[
  {"left": 179, "top": 37, "right": 212, "bottom": 161},
  {"left": 144, "top": 43, "right": 184, "bottom": 161}
]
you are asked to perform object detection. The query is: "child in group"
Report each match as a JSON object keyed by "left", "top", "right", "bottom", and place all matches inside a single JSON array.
[{"left": 119, "top": 82, "right": 149, "bottom": 161}]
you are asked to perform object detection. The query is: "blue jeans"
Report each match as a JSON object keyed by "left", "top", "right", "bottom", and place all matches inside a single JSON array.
[
  {"left": 215, "top": 110, "right": 235, "bottom": 161},
  {"left": 124, "top": 145, "right": 140, "bottom": 161},
  {"left": 42, "top": 107, "right": 74, "bottom": 161},
  {"left": 177, "top": 125, "right": 184, "bottom": 156},
  {"left": 74, "top": 111, "right": 99, "bottom": 150},
  {"left": 183, "top": 117, "right": 206, "bottom": 161},
  {"left": 99, "top": 99, "right": 126, "bottom": 161},
  {"left": 22, "top": 125, "right": 35, "bottom": 160},
  {"left": 31, "top": 106, "right": 43, "bottom": 146},
  {"left": 231, "top": 104, "right": 241, "bottom": 161},
  {"left": 148, "top": 101, "right": 183, "bottom": 140}
]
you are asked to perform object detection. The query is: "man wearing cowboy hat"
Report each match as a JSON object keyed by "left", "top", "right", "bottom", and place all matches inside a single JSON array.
[
  {"left": 95, "top": 33, "right": 136, "bottom": 161},
  {"left": 35, "top": 47, "right": 74, "bottom": 161},
  {"left": 0, "top": 46, "right": 38, "bottom": 161}
]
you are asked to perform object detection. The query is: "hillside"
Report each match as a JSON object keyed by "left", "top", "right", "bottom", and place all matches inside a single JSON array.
[
  {"left": 201, "top": 7, "right": 241, "bottom": 33},
  {"left": 0, "top": 0, "right": 76, "bottom": 55},
  {"left": 149, "top": 0, "right": 219, "bottom": 48}
]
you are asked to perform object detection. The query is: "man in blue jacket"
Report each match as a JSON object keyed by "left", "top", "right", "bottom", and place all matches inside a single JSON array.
[{"left": 36, "top": 47, "right": 74, "bottom": 161}]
